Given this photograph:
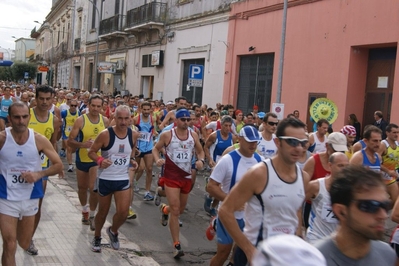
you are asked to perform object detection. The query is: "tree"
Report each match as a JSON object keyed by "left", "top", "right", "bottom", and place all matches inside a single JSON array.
[
  {"left": 10, "top": 62, "right": 37, "bottom": 81},
  {"left": 0, "top": 67, "right": 14, "bottom": 81}
]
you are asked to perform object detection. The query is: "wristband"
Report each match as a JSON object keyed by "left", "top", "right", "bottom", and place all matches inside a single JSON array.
[{"left": 96, "top": 156, "right": 105, "bottom": 166}]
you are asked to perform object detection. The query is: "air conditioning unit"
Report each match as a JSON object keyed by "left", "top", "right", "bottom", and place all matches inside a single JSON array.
[{"left": 116, "top": 60, "right": 125, "bottom": 70}]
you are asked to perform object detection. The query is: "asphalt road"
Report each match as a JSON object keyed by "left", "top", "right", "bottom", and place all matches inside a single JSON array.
[{"left": 60, "top": 154, "right": 216, "bottom": 265}]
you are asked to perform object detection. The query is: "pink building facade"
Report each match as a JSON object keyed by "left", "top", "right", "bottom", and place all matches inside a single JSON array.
[{"left": 223, "top": 0, "right": 399, "bottom": 132}]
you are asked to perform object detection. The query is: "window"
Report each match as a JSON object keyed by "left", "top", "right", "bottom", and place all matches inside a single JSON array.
[
  {"left": 142, "top": 54, "right": 153, "bottom": 68},
  {"left": 91, "top": 0, "right": 97, "bottom": 29},
  {"left": 115, "top": 0, "right": 120, "bottom": 15}
]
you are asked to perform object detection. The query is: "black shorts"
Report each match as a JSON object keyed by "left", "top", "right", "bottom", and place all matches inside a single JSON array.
[
  {"left": 137, "top": 150, "right": 152, "bottom": 158},
  {"left": 76, "top": 161, "right": 97, "bottom": 172},
  {"left": 98, "top": 179, "right": 130, "bottom": 197}
]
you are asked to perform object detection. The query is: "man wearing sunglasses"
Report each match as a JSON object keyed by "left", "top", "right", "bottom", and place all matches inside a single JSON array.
[
  {"left": 61, "top": 99, "right": 80, "bottom": 172},
  {"left": 257, "top": 112, "right": 278, "bottom": 159},
  {"left": 153, "top": 108, "right": 205, "bottom": 258},
  {"left": 207, "top": 126, "right": 263, "bottom": 266},
  {"left": 305, "top": 152, "right": 349, "bottom": 244},
  {"left": 315, "top": 165, "right": 396, "bottom": 265},
  {"left": 218, "top": 118, "right": 310, "bottom": 264}
]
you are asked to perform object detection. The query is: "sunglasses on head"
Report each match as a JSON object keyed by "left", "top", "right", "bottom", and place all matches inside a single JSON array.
[
  {"left": 70, "top": 105, "right": 77, "bottom": 107},
  {"left": 179, "top": 118, "right": 191, "bottom": 122},
  {"left": 353, "top": 199, "right": 390, "bottom": 214},
  {"left": 267, "top": 121, "right": 278, "bottom": 126},
  {"left": 279, "top": 136, "right": 308, "bottom": 148}
]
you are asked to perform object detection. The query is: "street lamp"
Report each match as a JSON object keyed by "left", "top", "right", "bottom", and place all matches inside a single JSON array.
[
  {"left": 11, "top": 36, "right": 27, "bottom": 62},
  {"left": 34, "top": 21, "right": 53, "bottom": 87}
]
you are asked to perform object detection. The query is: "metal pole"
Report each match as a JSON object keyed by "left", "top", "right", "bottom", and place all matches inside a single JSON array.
[
  {"left": 88, "top": 0, "right": 101, "bottom": 91},
  {"left": 192, "top": 87, "right": 196, "bottom": 104},
  {"left": 276, "top": 0, "right": 288, "bottom": 103},
  {"left": 50, "top": 29, "right": 53, "bottom": 87}
]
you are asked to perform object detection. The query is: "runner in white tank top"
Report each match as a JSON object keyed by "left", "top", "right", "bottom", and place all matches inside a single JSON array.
[
  {"left": 218, "top": 118, "right": 310, "bottom": 265},
  {"left": 87, "top": 105, "right": 139, "bottom": 253},
  {"left": 306, "top": 152, "right": 348, "bottom": 244},
  {"left": 309, "top": 119, "right": 329, "bottom": 153}
]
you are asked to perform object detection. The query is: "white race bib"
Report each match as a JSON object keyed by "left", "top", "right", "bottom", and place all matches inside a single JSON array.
[
  {"left": 7, "top": 169, "right": 29, "bottom": 189},
  {"left": 111, "top": 154, "right": 129, "bottom": 167},
  {"left": 138, "top": 132, "right": 151, "bottom": 142},
  {"left": 39, "top": 152, "right": 47, "bottom": 165},
  {"left": 1, "top": 105, "right": 8, "bottom": 113},
  {"left": 321, "top": 203, "right": 339, "bottom": 224},
  {"left": 175, "top": 149, "right": 190, "bottom": 163}
]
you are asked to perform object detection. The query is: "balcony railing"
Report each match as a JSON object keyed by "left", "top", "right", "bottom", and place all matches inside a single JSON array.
[
  {"left": 74, "top": 38, "right": 81, "bottom": 51},
  {"left": 126, "top": 2, "right": 167, "bottom": 28},
  {"left": 31, "top": 26, "right": 40, "bottom": 38},
  {"left": 99, "top": 14, "right": 125, "bottom": 36}
]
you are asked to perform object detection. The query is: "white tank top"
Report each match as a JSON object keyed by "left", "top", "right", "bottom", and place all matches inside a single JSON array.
[
  {"left": 306, "top": 178, "right": 338, "bottom": 244},
  {"left": 0, "top": 128, "right": 42, "bottom": 200},
  {"left": 313, "top": 132, "right": 327, "bottom": 153},
  {"left": 244, "top": 159, "right": 305, "bottom": 245},
  {"left": 257, "top": 134, "right": 278, "bottom": 159},
  {"left": 165, "top": 128, "right": 195, "bottom": 178},
  {"left": 98, "top": 127, "right": 133, "bottom": 181}
]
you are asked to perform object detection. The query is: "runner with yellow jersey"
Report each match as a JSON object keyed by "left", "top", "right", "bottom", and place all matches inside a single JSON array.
[
  {"left": 61, "top": 99, "right": 80, "bottom": 172},
  {"left": 68, "top": 94, "right": 109, "bottom": 230},
  {"left": 379, "top": 123, "right": 399, "bottom": 204},
  {"left": 27, "top": 85, "right": 61, "bottom": 256}
]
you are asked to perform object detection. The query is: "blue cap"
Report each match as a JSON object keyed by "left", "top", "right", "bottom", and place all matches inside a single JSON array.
[
  {"left": 175, "top": 109, "right": 190, "bottom": 119},
  {"left": 239, "top": 126, "right": 260, "bottom": 142},
  {"left": 258, "top": 112, "right": 266, "bottom": 119}
]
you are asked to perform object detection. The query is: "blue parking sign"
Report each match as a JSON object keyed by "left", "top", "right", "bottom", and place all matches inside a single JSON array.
[{"left": 188, "top": 65, "right": 204, "bottom": 87}]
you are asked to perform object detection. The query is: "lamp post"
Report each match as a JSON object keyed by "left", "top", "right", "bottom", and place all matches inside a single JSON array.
[
  {"left": 11, "top": 36, "right": 27, "bottom": 62},
  {"left": 88, "top": 0, "right": 101, "bottom": 91},
  {"left": 34, "top": 21, "right": 53, "bottom": 87}
]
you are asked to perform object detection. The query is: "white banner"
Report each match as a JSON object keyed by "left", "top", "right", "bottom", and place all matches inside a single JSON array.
[{"left": 98, "top": 62, "right": 116, "bottom": 74}]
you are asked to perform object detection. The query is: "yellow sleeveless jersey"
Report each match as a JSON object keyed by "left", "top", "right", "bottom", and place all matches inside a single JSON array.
[
  {"left": 382, "top": 140, "right": 399, "bottom": 171},
  {"left": 77, "top": 114, "right": 105, "bottom": 163},
  {"left": 28, "top": 108, "right": 54, "bottom": 167},
  {"left": 63, "top": 110, "right": 79, "bottom": 137}
]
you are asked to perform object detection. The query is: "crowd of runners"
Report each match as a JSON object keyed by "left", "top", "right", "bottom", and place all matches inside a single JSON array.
[{"left": 0, "top": 81, "right": 398, "bottom": 265}]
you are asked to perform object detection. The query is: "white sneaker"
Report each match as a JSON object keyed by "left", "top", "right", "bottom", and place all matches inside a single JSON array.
[{"left": 67, "top": 165, "right": 74, "bottom": 172}]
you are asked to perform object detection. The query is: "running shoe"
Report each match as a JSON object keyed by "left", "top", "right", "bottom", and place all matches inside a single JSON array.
[
  {"left": 25, "top": 240, "right": 38, "bottom": 256},
  {"left": 209, "top": 208, "right": 217, "bottom": 217},
  {"left": 144, "top": 192, "right": 154, "bottom": 201},
  {"left": 82, "top": 211, "right": 89, "bottom": 225},
  {"left": 154, "top": 186, "right": 162, "bottom": 206},
  {"left": 173, "top": 243, "right": 184, "bottom": 259},
  {"left": 134, "top": 181, "right": 140, "bottom": 192},
  {"left": 203, "top": 194, "right": 212, "bottom": 213},
  {"left": 67, "top": 164, "right": 74, "bottom": 172},
  {"left": 106, "top": 227, "right": 120, "bottom": 250},
  {"left": 91, "top": 237, "right": 102, "bottom": 253},
  {"left": 179, "top": 218, "right": 183, "bottom": 227},
  {"left": 160, "top": 203, "right": 169, "bottom": 226},
  {"left": 206, "top": 217, "right": 217, "bottom": 241},
  {"left": 89, "top": 216, "right": 95, "bottom": 231},
  {"left": 59, "top": 149, "right": 66, "bottom": 157},
  {"left": 127, "top": 207, "right": 137, "bottom": 219}
]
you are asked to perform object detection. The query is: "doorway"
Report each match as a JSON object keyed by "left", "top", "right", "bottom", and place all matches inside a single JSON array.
[
  {"left": 141, "top": 76, "right": 154, "bottom": 99},
  {"left": 306, "top": 93, "right": 327, "bottom": 133},
  {"left": 237, "top": 54, "right": 274, "bottom": 114},
  {"left": 73, "top": 66, "right": 80, "bottom": 89},
  {"left": 182, "top": 58, "right": 204, "bottom": 105},
  {"left": 363, "top": 47, "right": 396, "bottom": 127}
]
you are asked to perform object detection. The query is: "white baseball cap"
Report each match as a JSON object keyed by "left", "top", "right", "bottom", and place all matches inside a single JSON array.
[{"left": 252, "top": 235, "right": 326, "bottom": 266}]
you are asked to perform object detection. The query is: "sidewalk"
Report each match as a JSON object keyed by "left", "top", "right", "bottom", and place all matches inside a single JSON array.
[{"left": 6, "top": 175, "right": 160, "bottom": 266}]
